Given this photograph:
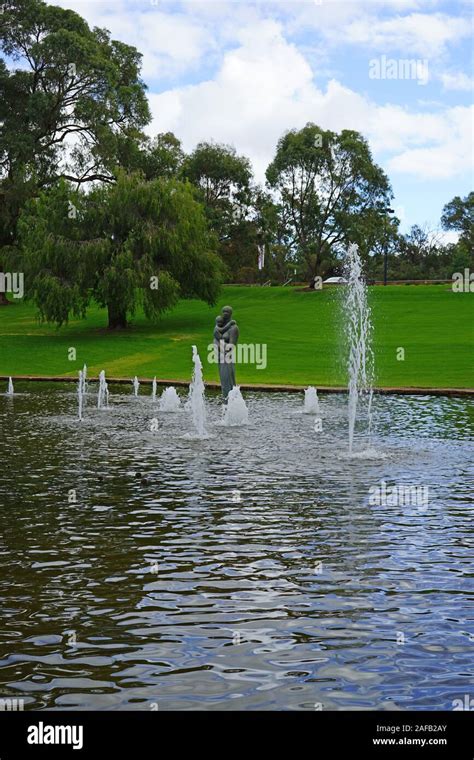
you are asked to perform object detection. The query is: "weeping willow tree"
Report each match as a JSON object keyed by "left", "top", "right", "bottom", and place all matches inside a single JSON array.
[
  {"left": 0, "top": 0, "right": 150, "bottom": 303},
  {"left": 19, "top": 172, "right": 224, "bottom": 328}
]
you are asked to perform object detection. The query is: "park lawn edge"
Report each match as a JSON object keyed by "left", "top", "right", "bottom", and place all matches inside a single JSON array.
[
  {"left": 1, "top": 375, "right": 473, "bottom": 396},
  {"left": 0, "top": 285, "right": 472, "bottom": 389}
]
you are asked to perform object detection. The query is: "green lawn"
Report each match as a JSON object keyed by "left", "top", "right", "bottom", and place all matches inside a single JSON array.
[{"left": 0, "top": 285, "right": 472, "bottom": 388}]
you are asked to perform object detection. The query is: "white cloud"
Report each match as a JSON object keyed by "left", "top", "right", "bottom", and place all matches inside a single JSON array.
[
  {"left": 337, "top": 13, "right": 469, "bottom": 57},
  {"left": 56, "top": 1, "right": 470, "bottom": 80},
  {"left": 148, "top": 19, "right": 319, "bottom": 179},
  {"left": 368, "top": 105, "right": 451, "bottom": 152},
  {"left": 55, "top": 1, "right": 218, "bottom": 79},
  {"left": 437, "top": 229, "right": 460, "bottom": 246},
  {"left": 52, "top": 2, "right": 473, "bottom": 195},
  {"left": 441, "top": 71, "right": 473, "bottom": 91},
  {"left": 147, "top": 20, "right": 473, "bottom": 184},
  {"left": 134, "top": 12, "right": 216, "bottom": 79},
  {"left": 386, "top": 106, "right": 473, "bottom": 178},
  {"left": 287, "top": 0, "right": 423, "bottom": 33}
]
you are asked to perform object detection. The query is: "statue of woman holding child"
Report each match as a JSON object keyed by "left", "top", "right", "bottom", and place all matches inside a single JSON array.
[{"left": 213, "top": 305, "right": 239, "bottom": 400}]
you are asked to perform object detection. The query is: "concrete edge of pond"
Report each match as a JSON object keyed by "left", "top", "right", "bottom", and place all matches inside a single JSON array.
[{"left": 1, "top": 375, "right": 473, "bottom": 397}]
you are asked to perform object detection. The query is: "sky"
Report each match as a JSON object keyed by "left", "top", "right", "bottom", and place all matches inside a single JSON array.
[{"left": 53, "top": 0, "right": 473, "bottom": 236}]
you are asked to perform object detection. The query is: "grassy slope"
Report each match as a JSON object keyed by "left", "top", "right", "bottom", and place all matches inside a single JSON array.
[{"left": 0, "top": 285, "right": 472, "bottom": 387}]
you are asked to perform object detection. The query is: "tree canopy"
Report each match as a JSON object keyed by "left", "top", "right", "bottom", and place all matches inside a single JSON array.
[
  {"left": 0, "top": 0, "right": 150, "bottom": 189},
  {"left": 0, "top": 0, "right": 151, "bottom": 304},
  {"left": 19, "top": 172, "right": 223, "bottom": 328},
  {"left": 266, "top": 123, "right": 394, "bottom": 280},
  {"left": 0, "top": 0, "right": 471, "bottom": 320}
]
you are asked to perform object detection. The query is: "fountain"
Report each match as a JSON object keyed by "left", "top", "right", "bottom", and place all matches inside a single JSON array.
[
  {"left": 343, "top": 243, "right": 374, "bottom": 454},
  {"left": 78, "top": 369, "right": 85, "bottom": 421},
  {"left": 187, "top": 346, "right": 208, "bottom": 437},
  {"left": 152, "top": 377, "right": 157, "bottom": 402},
  {"left": 303, "top": 386, "right": 319, "bottom": 414},
  {"left": 6, "top": 377, "right": 14, "bottom": 396},
  {"left": 97, "top": 370, "right": 109, "bottom": 410},
  {"left": 159, "top": 386, "right": 181, "bottom": 412},
  {"left": 133, "top": 376, "right": 140, "bottom": 397},
  {"left": 223, "top": 386, "right": 248, "bottom": 426},
  {"left": 82, "top": 364, "right": 88, "bottom": 393}
]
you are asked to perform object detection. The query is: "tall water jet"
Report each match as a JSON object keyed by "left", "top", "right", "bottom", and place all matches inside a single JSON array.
[
  {"left": 152, "top": 377, "right": 157, "bottom": 402},
  {"left": 159, "top": 386, "right": 181, "bottom": 412},
  {"left": 343, "top": 243, "right": 374, "bottom": 453},
  {"left": 223, "top": 386, "right": 248, "bottom": 426},
  {"left": 82, "top": 364, "right": 88, "bottom": 394},
  {"left": 188, "top": 346, "right": 208, "bottom": 437},
  {"left": 78, "top": 369, "right": 85, "bottom": 421},
  {"left": 6, "top": 377, "right": 14, "bottom": 396},
  {"left": 303, "top": 386, "right": 319, "bottom": 414},
  {"left": 97, "top": 370, "right": 109, "bottom": 410},
  {"left": 133, "top": 376, "right": 140, "bottom": 397}
]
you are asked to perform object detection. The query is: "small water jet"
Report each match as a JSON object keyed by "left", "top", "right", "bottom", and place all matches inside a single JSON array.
[
  {"left": 343, "top": 243, "right": 374, "bottom": 454},
  {"left": 152, "top": 377, "right": 157, "bottom": 402},
  {"left": 97, "top": 370, "right": 109, "bottom": 409},
  {"left": 78, "top": 369, "right": 85, "bottom": 421},
  {"left": 6, "top": 377, "right": 14, "bottom": 396},
  {"left": 159, "top": 386, "right": 181, "bottom": 412},
  {"left": 187, "top": 346, "right": 208, "bottom": 437},
  {"left": 303, "top": 386, "right": 319, "bottom": 414},
  {"left": 133, "top": 376, "right": 140, "bottom": 397},
  {"left": 223, "top": 386, "right": 248, "bottom": 426}
]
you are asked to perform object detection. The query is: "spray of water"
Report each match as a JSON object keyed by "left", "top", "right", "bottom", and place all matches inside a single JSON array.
[
  {"left": 160, "top": 386, "right": 181, "bottom": 412},
  {"left": 303, "top": 386, "right": 319, "bottom": 414},
  {"left": 223, "top": 386, "right": 248, "bottom": 426},
  {"left": 97, "top": 370, "right": 109, "bottom": 409},
  {"left": 133, "top": 376, "right": 140, "bottom": 397},
  {"left": 78, "top": 369, "right": 85, "bottom": 421},
  {"left": 6, "top": 377, "right": 14, "bottom": 396},
  {"left": 152, "top": 377, "right": 157, "bottom": 402},
  {"left": 188, "top": 346, "right": 208, "bottom": 437},
  {"left": 342, "top": 243, "right": 374, "bottom": 453}
]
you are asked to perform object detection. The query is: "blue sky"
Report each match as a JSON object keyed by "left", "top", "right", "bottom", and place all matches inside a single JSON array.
[{"left": 54, "top": 0, "right": 473, "bottom": 236}]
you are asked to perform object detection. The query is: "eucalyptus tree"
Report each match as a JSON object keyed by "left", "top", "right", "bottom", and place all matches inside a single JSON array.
[
  {"left": 0, "top": 0, "right": 150, "bottom": 301},
  {"left": 266, "top": 123, "right": 393, "bottom": 280}
]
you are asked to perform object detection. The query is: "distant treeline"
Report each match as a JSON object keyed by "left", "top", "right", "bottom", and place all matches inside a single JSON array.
[{"left": 1, "top": 0, "right": 472, "bottom": 327}]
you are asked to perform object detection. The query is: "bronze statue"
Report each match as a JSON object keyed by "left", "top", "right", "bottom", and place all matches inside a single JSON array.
[{"left": 213, "top": 305, "right": 239, "bottom": 399}]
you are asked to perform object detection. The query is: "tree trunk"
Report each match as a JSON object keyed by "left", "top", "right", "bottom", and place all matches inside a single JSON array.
[
  {"left": 107, "top": 304, "right": 127, "bottom": 329},
  {"left": 0, "top": 293, "right": 10, "bottom": 306}
]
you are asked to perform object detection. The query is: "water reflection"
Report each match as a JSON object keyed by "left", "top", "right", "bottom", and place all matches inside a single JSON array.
[{"left": 0, "top": 385, "right": 473, "bottom": 710}]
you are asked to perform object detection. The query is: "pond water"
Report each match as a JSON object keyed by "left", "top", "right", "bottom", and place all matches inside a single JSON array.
[{"left": 0, "top": 384, "right": 473, "bottom": 710}]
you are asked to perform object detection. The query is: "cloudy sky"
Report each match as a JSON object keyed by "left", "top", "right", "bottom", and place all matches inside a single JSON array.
[{"left": 56, "top": 0, "right": 472, "bottom": 234}]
